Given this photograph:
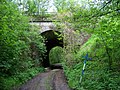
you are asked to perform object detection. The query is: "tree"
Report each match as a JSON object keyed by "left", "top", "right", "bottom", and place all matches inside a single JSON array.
[
  {"left": 54, "top": 0, "right": 120, "bottom": 69},
  {"left": 9, "top": 0, "right": 50, "bottom": 16},
  {"left": 0, "top": 1, "right": 46, "bottom": 76}
]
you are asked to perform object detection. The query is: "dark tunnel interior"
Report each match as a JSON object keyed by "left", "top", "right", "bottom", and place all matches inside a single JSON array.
[{"left": 41, "top": 30, "right": 63, "bottom": 67}]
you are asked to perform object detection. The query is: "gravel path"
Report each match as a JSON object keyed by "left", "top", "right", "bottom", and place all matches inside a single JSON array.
[{"left": 16, "top": 69, "right": 71, "bottom": 90}]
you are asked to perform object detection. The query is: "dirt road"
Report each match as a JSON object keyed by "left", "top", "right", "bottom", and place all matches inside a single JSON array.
[{"left": 17, "top": 69, "right": 71, "bottom": 90}]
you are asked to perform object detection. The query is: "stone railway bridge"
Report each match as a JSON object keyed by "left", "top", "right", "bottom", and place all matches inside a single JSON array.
[
  {"left": 30, "top": 20, "right": 90, "bottom": 68},
  {"left": 30, "top": 21, "right": 63, "bottom": 67}
]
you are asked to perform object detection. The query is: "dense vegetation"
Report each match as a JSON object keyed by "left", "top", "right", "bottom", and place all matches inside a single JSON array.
[
  {"left": 54, "top": 0, "right": 120, "bottom": 90},
  {"left": 0, "top": 0, "right": 120, "bottom": 90},
  {"left": 0, "top": 1, "right": 46, "bottom": 90},
  {"left": 49, "top": 46, "right": 63, "bottom": 65}
]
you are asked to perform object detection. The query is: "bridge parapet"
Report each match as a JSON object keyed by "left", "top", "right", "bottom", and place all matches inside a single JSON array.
[{"left": 30, "top": 21, "right": 58, "bottom": 33}]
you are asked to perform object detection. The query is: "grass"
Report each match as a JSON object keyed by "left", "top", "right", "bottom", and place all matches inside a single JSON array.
[
  {"left": 0, "top": 67, "right": 45, "bottom": 90},
  {"left": 63, "top": 35, "right": 120, "bottom": 90}
]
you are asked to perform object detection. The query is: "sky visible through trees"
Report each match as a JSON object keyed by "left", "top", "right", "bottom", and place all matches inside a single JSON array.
[{"left": 0, "top": 0, "right": 120, "bottom": 90}]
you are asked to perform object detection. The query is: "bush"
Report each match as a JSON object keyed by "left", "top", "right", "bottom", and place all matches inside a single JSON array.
[
  {"left": 0, "top": 67, "right": 45, "bottom": 90},
  {"left": 49, "top": 46, "right": 63, "bottom": 64},
  {"left": 63, "top": 35, "right": 120, "bottom": 90},
  {"left": 0, "top": 1, "right": 46, "bottom": 90}
]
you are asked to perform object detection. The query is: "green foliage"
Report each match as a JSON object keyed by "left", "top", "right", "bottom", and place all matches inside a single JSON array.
[
  {"left": 49, "top": 46, "right": 63, "bottom": 64},
  {"left": 1, "top": 0, "right": 120, "bottom": 90},
  {"left": 28, "top": 25, "right": 47, "bottom": 66},
  {"left": 0, "top": 67, "right": 45, "bottom": 90},
  {"left": 0, "top": 1, "right": 46, "bottom": 90},
  {"left": 57, "top": 2, "right": 120, "bottom": 89},
  {"left": 63, "top": 37, "right": 120, "bottom": 90},
  {"left": 92, "top": 13, "right": 120, "bottom": 69},
  {"left": 10, "top": 0, "right": 50, "bottom": 17},
  {"left": 55, "top": 0, "right": 120, "bottom": 89},
  {"left": 54, "top": 0, "right": 68, "bottom": 12},
  {"left": 75, "top": 35, "right": 97, "bottom": 60},
  {"left": 0, "top": 1, "right": 28, "bottom": 76}
]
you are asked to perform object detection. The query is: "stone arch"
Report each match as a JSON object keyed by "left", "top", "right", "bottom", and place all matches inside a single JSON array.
[{"left": 41, "top": 30, "right": 63, "bottom": 67}]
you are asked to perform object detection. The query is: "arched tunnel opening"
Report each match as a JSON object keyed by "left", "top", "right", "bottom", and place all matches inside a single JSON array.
[{"left": 41, "top": 30, "right": 63, "bottom": 68}]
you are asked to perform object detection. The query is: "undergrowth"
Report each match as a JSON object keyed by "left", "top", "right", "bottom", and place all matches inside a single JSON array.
[
  {"left": 49, "top": 46, "right": 63, "bottom": 64},
  {"left": 63, "top": 35, "right": 120, "bottom": 90},
  {"left": 0, "top": 67, "right": 45, "bottom": 90}
]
